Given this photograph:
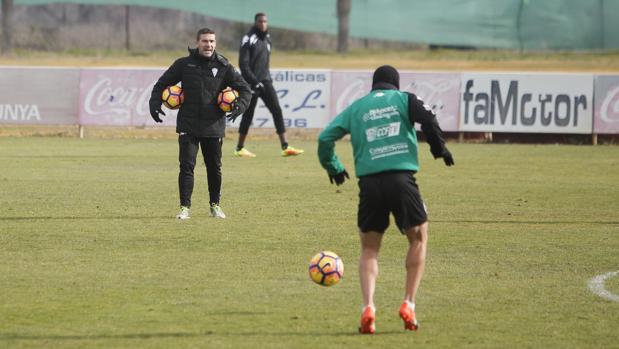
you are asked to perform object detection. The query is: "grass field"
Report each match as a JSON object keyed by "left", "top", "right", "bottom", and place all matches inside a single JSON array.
[
  {"left": 1, "top": 48, "right": 619, "bottom": 72},
  {"left": 0, "top": 137, "right": 618, "bottom": 348}
]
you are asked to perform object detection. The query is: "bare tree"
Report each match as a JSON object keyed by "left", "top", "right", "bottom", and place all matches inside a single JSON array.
[
  {"left": 2, "top": 0, "right": 13, "bottom": 55},
  {"left": 125, "top": 5, "right": 130, "bottom": 51},
  {"left": 337, "top": 0, "right": 351, "bottom": 53}
]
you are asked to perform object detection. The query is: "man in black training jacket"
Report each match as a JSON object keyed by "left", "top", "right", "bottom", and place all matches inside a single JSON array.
[{"left": 149, "top": 27, "right": 251, "bottom": 220}]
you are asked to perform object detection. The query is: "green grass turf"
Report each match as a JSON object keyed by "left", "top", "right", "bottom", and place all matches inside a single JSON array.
[
  {"left": 0, "top": 137, "right": 618, "bottom": 348},
  {"left": 2, "top": 48, "right": 619, "bottom": 72}
]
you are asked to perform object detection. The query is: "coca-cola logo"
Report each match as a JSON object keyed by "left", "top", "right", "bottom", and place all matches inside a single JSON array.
[
  {"left": 334, "top": 75, "right": 458, "bottom": 124},
  {"left": 335, "top": 76, "right": 371, "bottom": 114},
  {"left": 404, "top": 79, "right": 457, "bottom": 119},
  {"left": 83, "top": 75, "right": 153, "bottom": 121},
  {"left": 600, "top": 85, "right": 619, "bottom": 123}
]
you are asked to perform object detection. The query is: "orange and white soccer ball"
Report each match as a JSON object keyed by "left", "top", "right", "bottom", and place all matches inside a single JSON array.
[
  {"left": 308, "top": 251, "right": 344, "bottom": 287},
  {"left": 217, "top": 87, "right": 239, "bottom": 113},
  {"left": 162, "top": 85, "right": 184, "bottom": 110}
]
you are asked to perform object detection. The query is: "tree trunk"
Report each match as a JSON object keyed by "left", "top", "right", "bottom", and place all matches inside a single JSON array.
[
  {"left": 2, "top": 0, "right": 13, "bottom": 55},
  {"left": 337, "top": 0, "right": 351, "bottom": 53},
  {"left": 125, "top": 5, "right": 130, "bottom": 51}
]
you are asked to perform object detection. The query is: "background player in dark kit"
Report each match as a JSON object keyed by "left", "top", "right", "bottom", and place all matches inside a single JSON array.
[{"left": 234, "top": 12, "right": 304, "bottom": 158}]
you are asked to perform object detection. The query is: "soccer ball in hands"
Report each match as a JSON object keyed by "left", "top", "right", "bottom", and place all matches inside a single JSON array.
[
  {"left": 309, "top": 251, "right": 344, "bottom": 287},
  {"left": 162, "top": 85, "right": 184, "bottom": 110},
  {"left": 217, "top": 87, "right": 239, "bottom": 113}
]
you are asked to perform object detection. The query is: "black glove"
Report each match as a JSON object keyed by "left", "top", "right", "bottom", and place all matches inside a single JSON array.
[
  {"left": 253, "top": 82, "right": 264, "bottom": 94},
  {"left": 149, "top": 100, "right": 165, "bottom": 123},
  {"left": 442, "top": 149, "right": 454, "bottom": 166},
  {"left": 328, "top": 170, "right": 349, "bottom": 186},
  {"left": 226, "top": 104, "right": 243, "bottom": 123}
]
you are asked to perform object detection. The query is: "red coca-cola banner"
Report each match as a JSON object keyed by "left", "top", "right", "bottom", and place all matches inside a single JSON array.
[
  {"left": 330, "top": 71, "right": 460, "bottom": 132},
  {"left": 79, "top": 68, "right": 177, "bottom": 127},
  {"left": 594, "top": 75, "right": 619, "bottom": 134}
]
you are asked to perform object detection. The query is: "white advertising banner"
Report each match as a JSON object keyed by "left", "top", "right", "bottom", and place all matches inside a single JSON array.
[
  {"left": 79, "top": 68, "right": 177, "bottom": 127},
  {"left": 238, "top": 69, "right": 331, "bottom": 129},
  {"left": 330, "top": 71, "right": 460, "bottom": 132},
  {"left": 460, "top": 73, "right": 594, "bottom": 134},
  {"left": 593, "top": 75, "right": 619, "bottom": 134},
  {"left": 80, "top": 68, "right": 330, "bottom": 129},
  {"left": 0, "top": 67, "right": 80, "bottom": 125},
  {"left": 5, "top": 67, "right": 606, "bottom": 136}
]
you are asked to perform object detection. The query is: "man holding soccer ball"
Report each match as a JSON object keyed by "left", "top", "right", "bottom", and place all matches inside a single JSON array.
[
  {"left": 149, "top": 28, "right": 251, "bottom": 220},
  {"left": 233, "top": 12, "right": 304, "bottom": 158},
  {"left": 318, "top": 65, "right": 454, "bottom": 334}
]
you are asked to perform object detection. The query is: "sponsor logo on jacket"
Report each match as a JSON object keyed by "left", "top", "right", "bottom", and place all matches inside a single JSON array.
[
  {"left": 366, "top": 122, "right": 401, "bottom": 142},
  {"left": 362, "top": 105, "right": 399, "bottom": 122}
]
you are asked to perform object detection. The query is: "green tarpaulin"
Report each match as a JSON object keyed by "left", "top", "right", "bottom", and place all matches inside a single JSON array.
[{"left": 12, "top": 0, "right": 619, "bottom": 50}]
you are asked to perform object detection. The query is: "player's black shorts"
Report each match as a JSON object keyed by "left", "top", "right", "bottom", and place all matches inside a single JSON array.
[{"left": 357, "top": 170, "right": 427, "bottom": 234}]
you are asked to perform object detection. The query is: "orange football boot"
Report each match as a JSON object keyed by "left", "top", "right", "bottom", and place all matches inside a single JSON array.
[
  {"left": 358, "top": 305, "right": 376, "bottom": 334},
  {"left": 399, "top": 302, "right": 419, "bottom": 331}
]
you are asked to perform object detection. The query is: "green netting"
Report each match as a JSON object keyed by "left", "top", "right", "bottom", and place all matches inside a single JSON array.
[{"left": 12, "top": 0, "right": 619, "bottom": 50}]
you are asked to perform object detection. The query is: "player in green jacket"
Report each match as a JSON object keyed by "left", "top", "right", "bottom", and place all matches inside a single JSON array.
[{"left": 318, "top": 65, "right": 454, "bottom": 334}]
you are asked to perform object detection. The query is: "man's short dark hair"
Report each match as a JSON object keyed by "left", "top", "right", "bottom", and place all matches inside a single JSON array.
[
  {"left": 254, "top": 12, "right": 266, "bottom": 21},
  {"left": 196, "top": 28, "right": 215, "bottom": 40}
]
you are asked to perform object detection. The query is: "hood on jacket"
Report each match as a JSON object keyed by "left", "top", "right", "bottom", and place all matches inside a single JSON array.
[{"left": 372, "top": 65, "right": 400, "bottom": 90}]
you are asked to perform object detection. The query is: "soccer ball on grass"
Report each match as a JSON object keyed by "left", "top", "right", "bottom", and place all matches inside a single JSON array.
[{"left": 309, "top": 251, "right": 344, "bottom": 287}]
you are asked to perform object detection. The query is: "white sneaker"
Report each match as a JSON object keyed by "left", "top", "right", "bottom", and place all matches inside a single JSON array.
[
  {"left": 210, "top": 203, "right": 226, "bottom": 219},
  {"left": 176, "top": 206, "right": 190, "bottom": 220}
]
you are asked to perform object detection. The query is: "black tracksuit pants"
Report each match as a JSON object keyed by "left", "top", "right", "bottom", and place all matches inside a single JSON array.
[
  {"left": 238, "top": 80, "right": 286, "bottom": 135},
  {"left": 178, "top": 134, "right": 222, "bottom": 207}
]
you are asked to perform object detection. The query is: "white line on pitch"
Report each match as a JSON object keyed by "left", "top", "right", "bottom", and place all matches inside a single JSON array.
[{"left": 588, "top": 271, "right": 619, "bottom": 303}]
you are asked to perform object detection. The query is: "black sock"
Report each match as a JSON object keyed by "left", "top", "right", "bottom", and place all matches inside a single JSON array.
[
  {"left": 281, "top": 142, "right": 288, "bottom": 150},
  {"left": 236, "top": 144, "right": 243, "bottom": 151}
]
